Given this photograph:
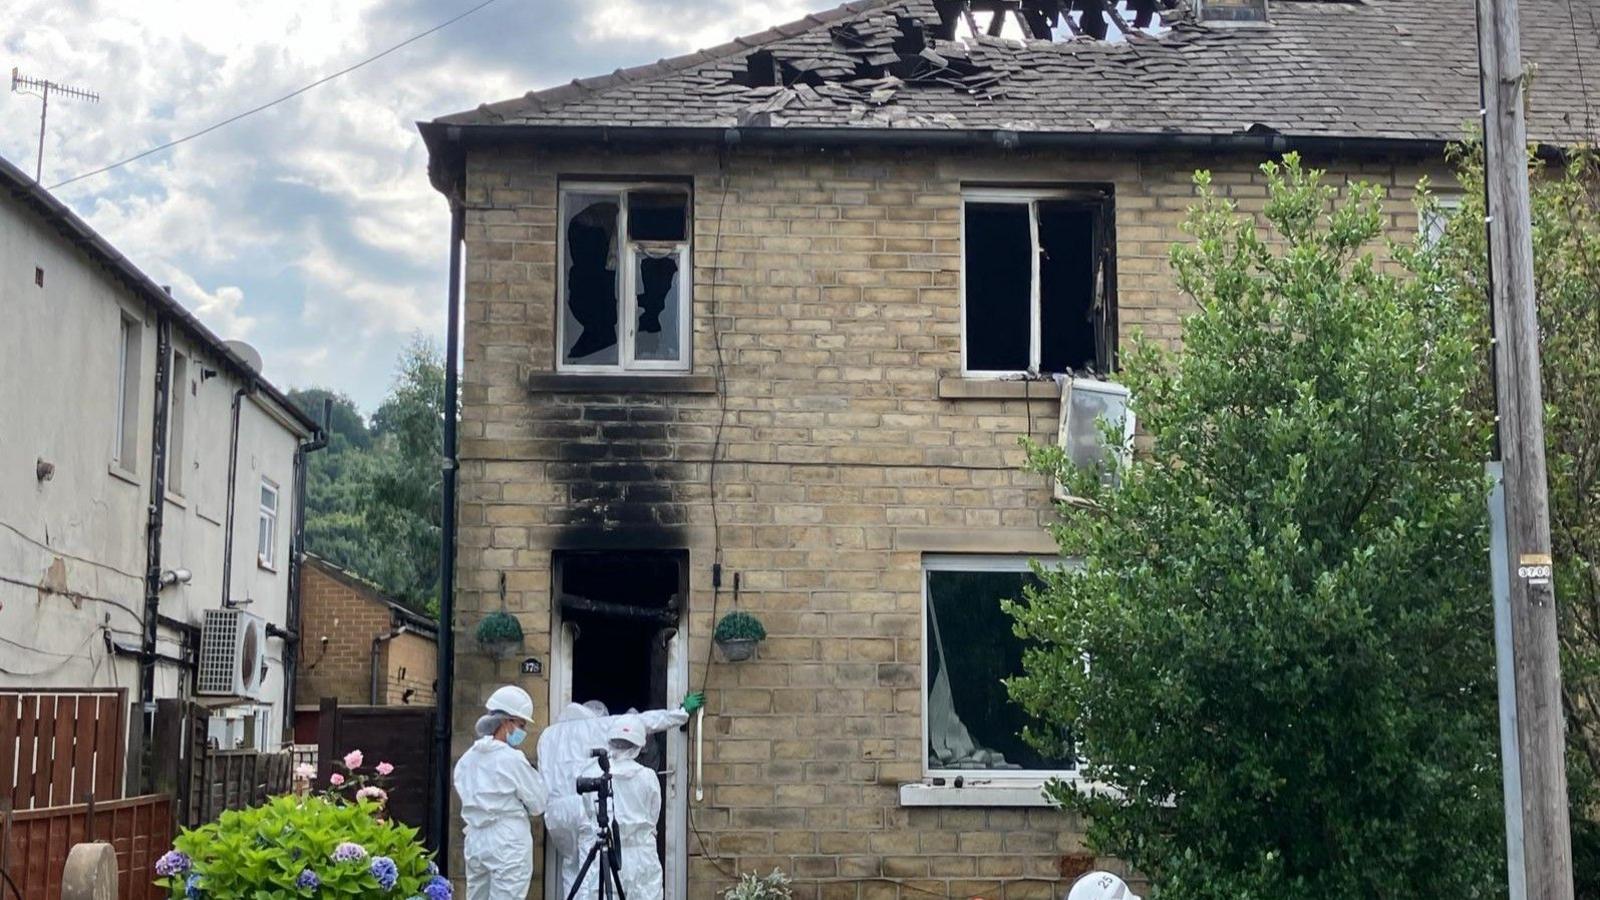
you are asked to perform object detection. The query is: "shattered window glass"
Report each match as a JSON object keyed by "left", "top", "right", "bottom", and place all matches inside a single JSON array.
[
  {"left": 559, "top": 184, "right": 693, "bottom": 373},
  {"left": 925, "top": 564, "right": 1075, "bottom": 773},
  {"left": 632, "top": 248, "right": 682, "bottom": 363},
  {"left": 562, "top": 192, "right": 621, "bottom": 367}
]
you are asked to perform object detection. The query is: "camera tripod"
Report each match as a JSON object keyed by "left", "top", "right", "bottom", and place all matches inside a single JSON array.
[{"left": 567, "top": 750, "right": 627, "bottom": 900}]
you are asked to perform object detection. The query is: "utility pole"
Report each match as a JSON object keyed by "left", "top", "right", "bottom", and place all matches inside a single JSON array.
[
  {"left": 1475, "top": 2, "right": 1575, "bottom": 899},
  {"left": 10, "top": 68, "right": 99, "bottom": 184}
]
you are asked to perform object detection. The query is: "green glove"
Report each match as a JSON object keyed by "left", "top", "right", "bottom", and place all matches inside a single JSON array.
[{"left": 681, "top": 691, "right": 705, "bottom": 713}]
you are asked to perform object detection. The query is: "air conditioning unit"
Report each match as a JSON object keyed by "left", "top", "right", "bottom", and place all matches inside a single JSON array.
[
  {"left": 198, "top": 608, "right": 267, "bottom": 700},
  {"left": 1054, "top": 378, "right": 1135, "bottom": 501}
]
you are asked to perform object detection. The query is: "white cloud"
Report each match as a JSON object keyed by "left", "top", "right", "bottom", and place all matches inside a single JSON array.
[{"left": 581, "top": 0, "right": 818, "bottom": 52}]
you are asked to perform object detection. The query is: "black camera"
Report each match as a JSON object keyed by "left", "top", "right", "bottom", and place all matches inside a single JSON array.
[{"left": 575, "top": 747, "right": 611, "bottom": 795}]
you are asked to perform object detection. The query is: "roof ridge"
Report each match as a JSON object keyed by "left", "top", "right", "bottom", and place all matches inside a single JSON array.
[{"left": 437, "top": 0, "right": 905, "bottom": 125}]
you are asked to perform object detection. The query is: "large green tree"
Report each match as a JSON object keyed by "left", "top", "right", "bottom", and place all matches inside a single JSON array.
[
  {"left": 1431, "top": 146, "right": 1600, "bottom": 896},
  {"left": 289, "top": 336, "right": 448, "bottom": 612},
  {"left": 1010, "top": 156, "right": 1504, "bottom": 898}
]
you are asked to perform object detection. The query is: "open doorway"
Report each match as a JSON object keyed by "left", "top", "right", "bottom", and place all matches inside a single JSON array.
[{"left": 549, "top": 550, "right": 688, "bottom": 899}]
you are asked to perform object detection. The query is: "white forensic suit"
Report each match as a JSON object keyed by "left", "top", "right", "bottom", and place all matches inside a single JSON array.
[
  {"left": 540, "top": 704, "right": 688, "bottom": 900},
  {"left": 572, "top": 720, "right": 663, "bottom": 900},
  {"left": 454, "top": 735, "right": 549, "bottom": 900}
]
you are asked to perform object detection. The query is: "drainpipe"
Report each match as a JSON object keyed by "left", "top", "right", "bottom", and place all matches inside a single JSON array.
[
  {"left": 221, "top": 385, "right": 253, "bottom": 605},
  {"left": 432, "top": 200, "right": 463, "bottom": 866},
  {"left": 284, "top": 398, "right": 330, "bottom": 743},
  {"left": 140, "top": 314, "right": 173, "bottom": 759}
]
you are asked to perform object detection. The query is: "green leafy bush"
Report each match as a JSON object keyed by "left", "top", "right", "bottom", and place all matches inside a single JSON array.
[
  {"left": 714, "top": 611, "right": 767, "bottom": 643},
  {"left": 156, "top": 753, "right": 446, "bottom": 900},
  {"left": 1011, "top": 156, "right": 1502, "bottom": 898}
]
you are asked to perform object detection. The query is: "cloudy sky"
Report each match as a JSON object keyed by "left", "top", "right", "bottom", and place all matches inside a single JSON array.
[{"left": 3, "top": 0, "right": 817, "bottom": 413}]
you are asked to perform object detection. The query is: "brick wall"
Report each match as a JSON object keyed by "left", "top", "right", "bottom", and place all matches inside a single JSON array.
[
  {"left": 299, "top": 560, "right": 435, "bottom": 707},
  {"left": 452, "top": 144, "right": 1452, "bottom": 899}
]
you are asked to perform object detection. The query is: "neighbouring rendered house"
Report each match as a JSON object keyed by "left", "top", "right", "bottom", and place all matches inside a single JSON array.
[
  {"left": 0, "top": 152, "right": 324, "bottom": 774},
  {"left": 417, "top": 1, "right": 1597, "bottom": 897}
]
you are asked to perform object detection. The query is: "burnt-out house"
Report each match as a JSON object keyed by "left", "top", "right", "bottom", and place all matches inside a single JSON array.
[{"left": 418, "top": 1, "right": 1596, "bottom": 897}]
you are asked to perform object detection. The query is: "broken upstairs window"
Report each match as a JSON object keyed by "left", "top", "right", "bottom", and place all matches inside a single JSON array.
[
  {"left": 963, "top": 187, "right": 1115, "bottom": 376},
  {"left": 559, "top": 183, "right": 691, "bottom": 372}
]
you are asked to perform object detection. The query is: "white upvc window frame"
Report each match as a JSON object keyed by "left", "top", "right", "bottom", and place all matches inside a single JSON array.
[
  {"left": 920, "top": 554, "right": 1082, "bottom": 786},
  {"left": 960, "top": 186, "right": 1104, "bottom": 379},
  {"left": 556, "top": 181, "right": 693, "bottom": 375},
  {"left": 1420, "top": 195, "right": 1463, "bottom": 248},
  {"left": 167, "top": 350, "right": 189, "bottom": 497},
  {"left": 113, "top": 313, "right": 142, "bottom": 473},
  {"left": 257, "top": 479, "right": 279, "bottom": 570}
]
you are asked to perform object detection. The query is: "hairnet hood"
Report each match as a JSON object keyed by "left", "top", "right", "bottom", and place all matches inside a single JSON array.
[
  {"left": 486, "top": 685, "right": 535, "bottom": 721},
  {"left": 608, "top": 720, "right": 645, "bottom": 749}
]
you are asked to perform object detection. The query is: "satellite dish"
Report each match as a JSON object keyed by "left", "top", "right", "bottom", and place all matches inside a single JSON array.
[{"left": 223, "top": 340, "right": 263, "bottom": 372}]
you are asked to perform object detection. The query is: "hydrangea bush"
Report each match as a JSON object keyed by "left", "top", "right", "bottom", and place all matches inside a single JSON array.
[{"left": 157, "top": 753, "right": 446, "bottom": 899}]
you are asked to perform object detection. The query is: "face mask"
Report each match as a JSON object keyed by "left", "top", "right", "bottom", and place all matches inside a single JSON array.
[{"left": 507, "top": 727, "right": 528, "bottom": 748}]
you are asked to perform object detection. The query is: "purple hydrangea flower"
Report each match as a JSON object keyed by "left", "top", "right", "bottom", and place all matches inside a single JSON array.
[
  {"left": 369, "top": 857, "right": 399, "bottom": 891},
  {"left": 331, "top": 842, "right": 369, "bottom": 863},
  {"left": 155, "top": 851, "right": 191, "bottom": 878},
  {"left": 426, "top": 861, "right": 439, "bottom": 878},
  {"left": 296, "top": 869, "right": 320, "bottom": 891},
  {"left": 423, "top": 875, "right": 453, "bottom": 900},
  {"left": 184, "top": 873, "right": 203, "bottom": 900}
]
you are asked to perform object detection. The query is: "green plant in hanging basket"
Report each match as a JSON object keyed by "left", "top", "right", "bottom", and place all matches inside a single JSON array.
[
  {"left": 475, "top": 610, "right": 525, "bottom": 659},
  {"left": 714, "top": 611, "right": 766, "bottom": 661}
]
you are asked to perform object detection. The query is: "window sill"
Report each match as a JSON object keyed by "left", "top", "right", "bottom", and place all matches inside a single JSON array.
[
  {"left": 526, "top": 371, "right": 717, "bottom": 395},
  {"left": 164, "top": 491, "right": 187, "bottom": 509},
  {"left": 258, "top": 558, "right": 277, "bottom": 573},
  {"left": 108, "top": 464, "right": 141, "bottom": 487},
  {"left": 938, "top": 377, "right": 1061, "bottom": 401},
  {"left": 898, "top": 782, "right": 1062, "bottom": 808}
]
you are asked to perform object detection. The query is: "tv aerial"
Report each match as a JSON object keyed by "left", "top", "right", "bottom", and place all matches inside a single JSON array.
[{"left": 11, "top": 68, "right": 99, "bottom": 184}]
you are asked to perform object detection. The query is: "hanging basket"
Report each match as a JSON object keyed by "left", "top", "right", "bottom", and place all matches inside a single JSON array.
[
  {"left": 713, "top": 611, "right": 766, "bottom": 663},
  {"left": 475, "top": 611, "right": 525, "bottom": 660},
  {"left": 715, "top": 638, "right": 759, "bottom": 662}
]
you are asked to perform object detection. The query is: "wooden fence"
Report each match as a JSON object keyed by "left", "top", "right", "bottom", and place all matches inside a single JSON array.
[
  {"left": 1, "top": 793, "right": 172, "bottom": 900},
  {"left": 0, "top": 690, "right": 126, "bottom": 810},
  {"left": 317, "top": 699, "right": 436, "bottom": 849},
  {"left": 149, "top": 699, "right": 293, "bottom": 829}
]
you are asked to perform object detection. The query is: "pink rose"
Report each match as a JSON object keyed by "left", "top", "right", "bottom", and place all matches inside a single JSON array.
[
  {"left": 342, "top": 750, "right": 364, "bottom": 770},
  {"left": 375, "top": 762, "right": 394, "bottom": 777},
  {"left": 294, "top": 763, "right": 315, "bottom": 780},
  {"left": 329, "top": 773, "right": 346, "bottom": 787},
  {"left": 356, "top": 786, "right": 388, "bottom": 805}
]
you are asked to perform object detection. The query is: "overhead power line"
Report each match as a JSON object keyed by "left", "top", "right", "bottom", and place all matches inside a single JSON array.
[{"left": 50, "top": 0, "right": 505, "bottom": 190}]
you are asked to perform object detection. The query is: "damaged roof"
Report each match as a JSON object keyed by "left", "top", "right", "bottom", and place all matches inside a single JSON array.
[{"left": 427, "top": 0, "right": 1600, "bottom": 149}]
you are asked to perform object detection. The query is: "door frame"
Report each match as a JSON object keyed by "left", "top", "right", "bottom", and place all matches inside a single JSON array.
[{"left": 546, "top": 551, "right": 690, "bottom": 900}]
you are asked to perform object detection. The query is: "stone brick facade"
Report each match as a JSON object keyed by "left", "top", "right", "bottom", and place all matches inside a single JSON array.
[
  {"left": 297, "top": 557, "right": 438, "bottom": 712},
  {"left": 450, "top": 144, "right": 1451, "bottom": 900}
]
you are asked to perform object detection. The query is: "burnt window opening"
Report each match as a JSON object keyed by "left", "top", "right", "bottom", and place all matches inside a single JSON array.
[
  {"left": 559, "top": 183, "right": 691, "bottom": 372},
  {"left": 554, "top": 549, "right": 685, "bottom": 766},
  {"left": 963, "top": 187, "right": 1115, "bottom": 376},
  {"left": 34, "top": 266, "right": 45, "bottom": 288}
]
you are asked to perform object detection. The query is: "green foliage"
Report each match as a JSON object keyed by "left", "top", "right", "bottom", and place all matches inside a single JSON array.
[
  {"left": 714, "top": 611, "right": 767, "bottom": 643},
  {"left": 1430, "top": 144, "right": 1600, "bottom": 897},
  {"left": 475, "top": 610, "right": 525, "bottom": 645},
  {"left": 157, "top": 794, "right": 436, "bottom": 899},
  {"left": 721, "top": 869, "right": 793, "bottom": 900},
  {"left": 1011, "top": 155, "right": 1502, "bottom": 899},
  {"left": 290, "top": 336, "right": 452, "bottom": 613}
]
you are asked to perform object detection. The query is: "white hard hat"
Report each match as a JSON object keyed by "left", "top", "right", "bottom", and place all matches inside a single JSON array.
[
  {"left": 608, "top": 720, "right": 645, "bottom": 749},
  {"left": 485, "top": 685, "right": 534, "bottom": 722},
  {"left": 1066, "top": 872, "right": 1140, "bottom": 900}
]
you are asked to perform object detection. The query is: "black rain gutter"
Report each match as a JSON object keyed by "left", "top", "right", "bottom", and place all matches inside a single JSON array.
[
  {"left": 431, "top": 200, "right": 464, "bottom": 869},
  {"left": 284, "top": 399, "right": 331, "bottom": 742},
  {"left": 140, "top": 313, "right": 173, "bottom": 753}
]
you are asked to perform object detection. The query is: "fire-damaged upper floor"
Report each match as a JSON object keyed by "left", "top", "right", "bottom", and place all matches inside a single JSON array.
[{"left": 425, "top": 0, "right": 1600, "bottom": 155}]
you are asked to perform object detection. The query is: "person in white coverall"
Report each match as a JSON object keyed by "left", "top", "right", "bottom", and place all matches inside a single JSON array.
[
  {"left": 454, "top": 685, "right": 548, "bottom": 900},
  {"left": 539, "top": 693, "right": 702, "bottom": 900}
]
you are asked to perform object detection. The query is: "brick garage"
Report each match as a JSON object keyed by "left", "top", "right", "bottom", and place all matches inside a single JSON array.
[
  {"left": 294, "top": 556, "right": 438, "bottom": 742},
  {"left": 418, "top": 1, "right": 1595, "bottom": 897}
]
